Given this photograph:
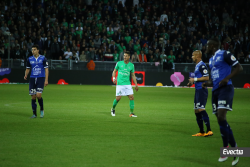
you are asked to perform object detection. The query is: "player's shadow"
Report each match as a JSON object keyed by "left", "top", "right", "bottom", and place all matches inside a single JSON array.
[{"left": 3, "top": 111, "right": 30, "bottom": 118}]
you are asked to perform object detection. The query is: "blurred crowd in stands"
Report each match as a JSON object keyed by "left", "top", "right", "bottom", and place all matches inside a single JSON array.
[{"left": 0, "top": 0, "right": 249, "bottom": 66}]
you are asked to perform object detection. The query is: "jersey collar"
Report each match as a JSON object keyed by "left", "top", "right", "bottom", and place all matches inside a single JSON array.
[
  {"left": 33, "top": 55, "right": 41, "bottom": 60},
  {"left": 213, "top": 49, "right": 221, "bottom": 57},
  {"left": 195, "top": 60, "right": 203, "bottom": 68},
  {"left": 213, "top": 49, "right": 221, "bottom": 60}
]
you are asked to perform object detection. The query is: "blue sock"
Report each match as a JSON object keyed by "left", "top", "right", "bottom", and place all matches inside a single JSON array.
[
  {"left": 38, "top": 97, "right": 44, "bottom": 111},
  {"left": 195, "top": 113, "right": 204, "bottom": 133},
  {"left": 32, "top": 99, "right": 37, "bottom": 116},
  {"left": 228, "top": 124, "right": 237, "bottom": 147},
  {"left": 200, "top": 110, "right": 211, "bottom": 132},
  {"left": 218, "top": 120, "right": 229, "bottom": 147}
]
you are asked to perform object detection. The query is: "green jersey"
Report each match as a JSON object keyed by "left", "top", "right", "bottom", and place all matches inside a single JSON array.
[{"left": 115, "top": 61, "right": 135, "bottom": 85}]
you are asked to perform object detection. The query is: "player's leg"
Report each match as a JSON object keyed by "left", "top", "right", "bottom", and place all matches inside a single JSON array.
[
  {"left": 216, "top": 85, "right": 238, "bottom": 164},
  {"left": 111, "top": 96, "right": 121, "bottom": 116},
  {"left": 36, "top": 77, "right": 45, "bottom": 118},
  {"left": 192, "top": 90, "right": 205, "bottom": 136},
  {"left": 111, "top": 85, "right": 123, "bottom": 116},
  {"left": 113, "top": 96, "right": 121, "bottom": 109},
  {"left": 217, "top": 85, "right": 237, "bottom": 148},
  {"left": 128, "top": 94, "right": 137, "bottom": 117},
  {"left": 216, "top": 109, "right": 230, "bottom": 147},
  {"left": 126, "top": 85, "right": 136, "bottom": 117},
  {"left": 31, "top": 95, "right": 37, "bottom": 118},
  {"left": 192, "top": 109, "right": 205, "bottom": 136},
  {"left": 199, "top": 109, "right": 213, "bottom": 136},
  {"left": 198, "top": 89, "right": 213, "bottom": 136},
  {"left": 36, "top": 93, "right": 44, "bottom": 118},
  {"left": 213, "top": 91, "right": 228, "bottom": 162},
  {"left": 216, "top": 109, "right": 230, "bottom": 162},
  {"left": 29, "top": 78, "right": 37, "bottom": 118}
]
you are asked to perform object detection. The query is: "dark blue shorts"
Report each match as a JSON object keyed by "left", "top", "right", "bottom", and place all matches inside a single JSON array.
[
  {"left": 194, "top": 88, "right": 208, "bottom": 110},
  {"left": 212, "top": 84, "right": 234, "bottom": 114},
  {"left": 29, "top": 77, "right": 45, "bottom": 95}
]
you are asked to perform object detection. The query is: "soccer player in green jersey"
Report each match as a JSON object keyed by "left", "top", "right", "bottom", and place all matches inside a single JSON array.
[{"left": 111, "top": 51, "right": 139, "bottom": 117}]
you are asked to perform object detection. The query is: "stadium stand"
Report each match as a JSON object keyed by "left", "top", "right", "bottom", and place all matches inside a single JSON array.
[{"left": 0, "top": 0, "right": 249, "bottom": 65}]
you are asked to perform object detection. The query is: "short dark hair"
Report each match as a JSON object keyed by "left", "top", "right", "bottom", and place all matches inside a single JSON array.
[
  {"left": 209, "top": 38, "right": 220, "bottom": 48},
  {"left": 32, "top": 44, "right": 39, "bottom": 50},
  {"left": 124, "top": 51, "right": 131, "bottom": 56}
]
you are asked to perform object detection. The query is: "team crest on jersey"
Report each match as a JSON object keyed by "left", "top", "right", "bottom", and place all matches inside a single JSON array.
[
  {"left": 203, "top": 69, "right": 208, "bottom": 74},
  {"left": 231, "top": 55, "right": 236, "bottom": 61},
  {"left": 39, "top": 60, "right": 42, "bottom": 63}
]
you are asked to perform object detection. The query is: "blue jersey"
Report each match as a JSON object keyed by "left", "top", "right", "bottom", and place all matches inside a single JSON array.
[
  {"left": 194, "top": 60, "right": 209, "bottom": 90},
  {"left": 26, "top": 55, "right": 48, "bottom": 78},
  {"left": 209, "top": 50, "right": 238, "bottom": 91}
]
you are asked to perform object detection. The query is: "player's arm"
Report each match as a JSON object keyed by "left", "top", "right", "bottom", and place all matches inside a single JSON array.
[
  {"left": 202, "top": 79, "right": 213, "bottom": 88},
  {"left": 24, "top": 58, "right": 31, "bottom": 80},
  {"left": 131, "top": 72, "right": 139, "bottom": 92},
  {"left": 24, "top": 68, "right": 30, "bottom": 80},
  {"left": 112, "top": 68, "right": 117, "bottom": 84},
  {"left": 189, "top": 76, "right": 209, "bottom": 83},
  {"left": 44, "top": 68, "right": 49, "bottom": 87},
  {"left": 219, "top": 52, "right": 243, "bottom": 86},
  {"left": 44, "top": 58, "right": 49, "bottom": 87},
  {"left": 190, "top": 65, "right": 209, "bottom": 86}
]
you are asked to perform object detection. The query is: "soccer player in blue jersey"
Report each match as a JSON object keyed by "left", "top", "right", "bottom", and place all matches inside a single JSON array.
[
  {"left": 24, "top": 45, "right": 49, "bottom": 118},
  {"left": 188, "top": 50, "right": 213, "bottom": 137},
  {"left": 203, "top": 38, "right": 243, "bottom": 166}
]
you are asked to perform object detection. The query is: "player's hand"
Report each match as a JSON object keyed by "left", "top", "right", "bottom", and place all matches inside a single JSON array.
[
  {"left": 135, "top": 85, "right": 139, "bottom": 92},
  {"left": 24, "top": 75, "right": 27, "bottom": 80},
  {"left": 189, "top": 77, "right": 194, "bottom": 83},
  {"left": 113, "top": 78, "right": 116, "bottom": 84},
  {"left": 187, "top": 82, "right": 192, "bottom": 87},
  {"left": 44, "top": 81, "right": 48, "bottom": 87},
  {"left": 202, "top": 82, "right": 207, "bottom": 88},
  {"left": 219, "top": 78, "right": 229, "bottom": 87}
]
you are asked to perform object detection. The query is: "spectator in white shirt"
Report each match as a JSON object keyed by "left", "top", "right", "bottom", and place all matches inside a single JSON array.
[
  {"left": 64, "top": 48, "right": 73, "bottom": 59},
  {"left": 155, "top": 17, "right": 161, "bottom": 26},
  {"left": 160, "top": 11, "right": 168, "bottom": 22},
  {"left": 72, "top": 50, "right": 79, "bottom": 61}
]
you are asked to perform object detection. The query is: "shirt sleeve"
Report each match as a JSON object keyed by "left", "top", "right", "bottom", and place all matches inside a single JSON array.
[
  {"left": 131, "top": 64, "right": 135, "bottom": 73},
  {"left": 199, "top": 64, "right": 209, "bottom": 77},
  {"left": 224, "top": 51, "right": 238, "bottom": 66},
  {"left": 115, "top": 62, "right": 119, "bottom": 70},
  {"left": 43, "top": 57, "right": 49, "bottom": 68},
  {"left": 26, "top": 58, "right": 31, "bottom": 68}
]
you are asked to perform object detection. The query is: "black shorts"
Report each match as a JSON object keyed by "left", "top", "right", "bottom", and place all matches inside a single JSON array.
[
  {"left": 212, "top": 84, "right": 234, "bottom": 114},
  {"left": 194, "top": 88, "right": 208, "bottom": 110},
  {"left": 29, "top": 77, "right": 45, "bottom": 95}
]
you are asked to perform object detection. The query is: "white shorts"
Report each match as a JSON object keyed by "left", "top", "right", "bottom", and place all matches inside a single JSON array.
[{"left": 116, "top": 85, "right": 134, "bottom": 96}]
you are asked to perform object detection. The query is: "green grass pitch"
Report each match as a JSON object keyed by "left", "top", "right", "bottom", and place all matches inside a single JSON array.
[{"left": 0, "top": 85, "right": 249, "bottom": 167}]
